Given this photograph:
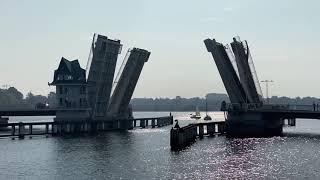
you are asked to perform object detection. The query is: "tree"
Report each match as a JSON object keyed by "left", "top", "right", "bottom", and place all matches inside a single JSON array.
[
  {"left": 25, "top": 92, "right": 47, "bottom": 106},
  {"left": 47, "top": 91, "right": 56, "bottom": 107},
  {"left": 7, "top": 87, "right": 23, "bottom": 101}
]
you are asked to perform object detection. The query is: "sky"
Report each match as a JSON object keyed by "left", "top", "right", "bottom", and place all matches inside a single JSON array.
[{"left": 0, "top": 0, "right": 320, "bottom": 99}]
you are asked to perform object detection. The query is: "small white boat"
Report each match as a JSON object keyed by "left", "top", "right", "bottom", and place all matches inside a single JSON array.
[{"left": 190, "top": 106, "right": 201, "bottom": 119}]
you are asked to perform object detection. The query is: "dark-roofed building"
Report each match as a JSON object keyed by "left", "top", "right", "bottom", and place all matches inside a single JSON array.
[{"left": 49, "top": 57, "right": 88, "bottom": 108}]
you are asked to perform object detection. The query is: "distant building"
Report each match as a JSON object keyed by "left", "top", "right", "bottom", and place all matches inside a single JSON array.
[{"left": 50, "top": 57, "right": 87, "bottom": 108}]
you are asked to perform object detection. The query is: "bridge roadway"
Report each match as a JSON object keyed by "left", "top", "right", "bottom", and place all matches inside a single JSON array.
[
  {"left": 0, "top": 116, "right": 174, "bottom": 138},
  {"left": 252, "top": 109, "right": 320, "bottom": 120},
  {"left": 226, "top": 103, "right": 320, "bottom": 120},
  {"left": 0, "top": 109, "right": 56, "bottom": 116}
]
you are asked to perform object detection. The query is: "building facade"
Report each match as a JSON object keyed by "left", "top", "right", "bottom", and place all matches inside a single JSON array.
[
  {"left": 49, "top": 57, "right": 90, "bottom": 121},
  {"left": 50, "top": 57, "right": 87, "bottom": 108}
]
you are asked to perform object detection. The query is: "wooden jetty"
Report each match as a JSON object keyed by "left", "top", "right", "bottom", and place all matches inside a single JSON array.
[
  {"left": 0, "top": 116, "right": 173, "bottom": 139},
  {"left": 170, "top": 121, "right": 225, "bottom": 150}
]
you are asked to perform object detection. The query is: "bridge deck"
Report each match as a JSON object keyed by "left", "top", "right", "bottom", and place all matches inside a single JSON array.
[
  {"left": 0, "top": 116, "right": 173, "bottom": 138},
  {"left": 248, "top": 109, "right": 320, "bottom": 119},
  {"left": 0, "top": 109, "right": 56, "bottom": 116}
]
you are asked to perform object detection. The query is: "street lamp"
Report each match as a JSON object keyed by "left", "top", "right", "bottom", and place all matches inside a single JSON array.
[
  {"left": 261, "top": 80, "right": 274, "bottom": 104},
  {"left": 1, "top": 84, "right": 10, "bottom": 89}
]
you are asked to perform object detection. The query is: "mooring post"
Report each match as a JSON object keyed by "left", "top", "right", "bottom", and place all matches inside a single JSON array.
[
  {"left": 207, "top": 123, "right": 215, "bottom": 136},
  {"left": 193, "top": 125, "right": 197, "bottom": 140},
  {"left": 288, "top": 118, "right": 296, "bottom": 126},
  {"left": 11, "top": 125, "right": 15, "bottom": 136},
  {"left": 151, "top": 119, "right": 155, "bottom": 128},
  {"left": 46, "top": 124, "right": 49, "bottom": 134},
  {"left": 140, "top": 120, "right": 146, "bottom": 128},
  {"left": 218, "top": 123, "right": 225, "bottom": 134},
  {"left": 18, "top": 122, "right": 25, "bottom": 139},
  {"left": 199, "top": 124, "right": 204, "bottom": 139},
  {"left": 170, "top": 127, "right": 179, "bottom": 150},
  {"left": 29, "top": 125, "right": 33, "bottom": 135},
  {"left": 158, "top": 118, "right": 162, "bottom": 127}
]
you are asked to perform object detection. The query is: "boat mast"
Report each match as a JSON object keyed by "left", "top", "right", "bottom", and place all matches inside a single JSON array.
[{"left": 205, "top": 97, "right": 208, "bottom": 116}]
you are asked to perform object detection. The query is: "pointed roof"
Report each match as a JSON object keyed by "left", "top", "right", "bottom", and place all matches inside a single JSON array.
[{"left": 51, "top": 57, "right": 86, "bottom": 84}]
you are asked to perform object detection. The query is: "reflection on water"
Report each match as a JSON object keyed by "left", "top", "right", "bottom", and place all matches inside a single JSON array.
[{"left": 1, "top": 112, "right": 320, "bottom": 179}]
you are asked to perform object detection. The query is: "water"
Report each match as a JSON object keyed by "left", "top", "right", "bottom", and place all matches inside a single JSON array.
[{"left": 1, "top": 112, "right": 320, "bottom": 179}]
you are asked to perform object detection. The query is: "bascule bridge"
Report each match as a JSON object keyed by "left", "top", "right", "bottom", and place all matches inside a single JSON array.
[
  {"left": 204, "top": 36, "right": 320, "bottom": 137},
  {"left": 50, "top": 33, "right": 150, "bottom": 125}
]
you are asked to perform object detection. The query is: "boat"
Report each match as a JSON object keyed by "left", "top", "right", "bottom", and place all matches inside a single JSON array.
[
  {"left": 190, "top": 106, "right": 201, "bottom": 119},
  {"left": 203, "top": 97, "right": 212, "bottom": 121}
]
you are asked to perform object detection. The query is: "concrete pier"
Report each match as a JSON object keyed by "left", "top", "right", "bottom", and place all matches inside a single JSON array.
[
  {"left": 226, "top": 111, "right": 283, "bottom": 137},
  {"left": 288, "top": 118, "right": 296, "bottom": 126},
  {"left": 0, "top": 116, "right": 173, "bottom": 139},
  {"left": 170, "top": 121, "right": 225, "bottom": 150},
  {"left": 0, "top": 117, "right": 8, "bottom": 127}
]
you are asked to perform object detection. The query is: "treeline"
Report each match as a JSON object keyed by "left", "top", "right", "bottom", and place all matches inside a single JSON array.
[
  {"left": 1, "top": 86, "right": 320, "bottom": 111},
  {"left": 130, "top": 93, "right": 229, "bottom": 111},
  {"left": 0, "top": 87, "right": 56, "bottom": 108},
  {"left": 131, "top": 93, "right": 320, "bottom": 111}
]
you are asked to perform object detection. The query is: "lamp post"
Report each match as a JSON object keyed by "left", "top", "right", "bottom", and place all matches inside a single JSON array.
[
  {"left": 261, "top": 80, "right": 274, "bottom": 104},
  {"left": 1, "top": 84, "right": 10, "bottom": 89}
]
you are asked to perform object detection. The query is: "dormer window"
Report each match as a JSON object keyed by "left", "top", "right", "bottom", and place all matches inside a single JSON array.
[
  {"left": 51, "top": 58, "right": 86, "bottom": 84},
  {"left": 66, "top": 75, "right": 73, "bottom": 80},
  {"left": 57, "top": 74, "right": 63, "bottom": 80}
]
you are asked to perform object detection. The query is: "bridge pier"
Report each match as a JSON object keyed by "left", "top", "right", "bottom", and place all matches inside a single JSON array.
[
  {"left": 288, "top": 118, "right": 296, "bottom": 126},
  {"left": 140, "top": 120, "right": 146, "bottom": 128},
  {"left": 151, "top": 119, "right": 155, "bottom": 128},
  {"left": 29, "top": 125, "right": 33, "bottom": 134},
  {"left": 226, "top": 111, "right": 282, "bottom": 137},
  {"left": 11, "top": 125, "right": 15, "bottom": 136},
  {"left": 119, "top": 119, "right": 133, "bottom": 130},
  {"left": 198, "top": 125, "right": 204, "bottom": 139},
  {"left": 0, "top": 116, "right": 8, "bottom": 127},
  {"left": 133, "top": 120, "right": 137, "bottom": 127},
  {"left": 18, "top": 122, "right": 25, "bottom": 139},
  {"left": 170, "top": 121, "right": 225, "bottom": 150},
  {"left": 207, "top": 123, "right": 215, "bottom": 136}
]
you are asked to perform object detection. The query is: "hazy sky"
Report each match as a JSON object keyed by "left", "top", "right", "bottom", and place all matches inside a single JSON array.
[{"left": 0, "top": 0, "right": 319, "bottom": 98}]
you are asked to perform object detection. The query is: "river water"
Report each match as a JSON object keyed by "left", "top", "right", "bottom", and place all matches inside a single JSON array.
[{"left": 1, "top": 112, "right": 320, "bottom": 179}]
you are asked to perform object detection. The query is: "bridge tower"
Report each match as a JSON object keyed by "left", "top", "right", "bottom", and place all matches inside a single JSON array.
[
  {"left": 231, "top": 37, "right": 262, "bottom": 104},
  {"left": 86, "top": 34, "right": 122, "bottom": 120},
  {"left": 204, "top": 37, "right": 282, "bottom": 137},
  {"left": 204, "top": 38, "right": 247, "bottom": 104},
  {"left": 107, "top": 48, "right": 150, "bottom": 119}
]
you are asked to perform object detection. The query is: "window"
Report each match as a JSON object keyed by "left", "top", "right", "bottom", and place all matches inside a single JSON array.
[
  {"left": 59, "top": 98, "right": 63, "bottom": 105},
  {"left": 65, "top": 88, "right": 68, "bottom": 94},
  {"left": 59, "top": 86, "right": 63, "bottom": 94},
  {"left": 80, "top": 86, "right": 86, "bottom": 94},
  {"left": 66, "top": 75, "right": 73, "bottom": 80},
  {"left": 57, "top": 74, "right": 63, "bottom": 80}
]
